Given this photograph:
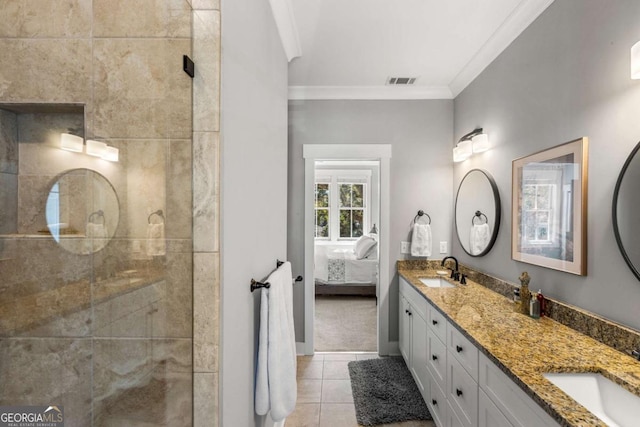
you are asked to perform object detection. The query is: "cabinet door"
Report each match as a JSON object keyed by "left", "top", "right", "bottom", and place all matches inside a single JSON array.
[
  {"left": 410, "top": 310, "right": 429, "bottom": 399},
  {"left": 428, "top": 372, "right": 447, "bottom": 427},
  {"left": 479, "top": 389, "right": 512, "bottom": 427},
  {"left": 399, "top": 295, "right": 411, "bottom": 364},
  {"left": 447, "top": 355, "right": 478, "bottom": 427}
]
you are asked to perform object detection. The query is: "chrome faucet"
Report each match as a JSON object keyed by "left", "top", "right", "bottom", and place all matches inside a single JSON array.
[{"left": 441, "top": 256, "right": 460, "bottom": 281}]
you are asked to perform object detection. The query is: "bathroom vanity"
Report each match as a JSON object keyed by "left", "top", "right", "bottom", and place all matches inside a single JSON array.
[{"left": 398, "top": 261, "right": 640, "bottom": 427}]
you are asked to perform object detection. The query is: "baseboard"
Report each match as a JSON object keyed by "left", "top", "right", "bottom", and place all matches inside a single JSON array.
[{"left": 296, "top": 341, "right": 307, "bottom": 355}]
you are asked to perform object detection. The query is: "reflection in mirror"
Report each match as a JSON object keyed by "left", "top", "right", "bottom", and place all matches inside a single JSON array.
[
  {"left": 45, "top": 168, "right": 119, "bottom": 254},
  {"left": 613, "top": 141, "right": 640, "bottom": 280},
  {"left": 455, "top": 169, "right": 501, "bottom": 257}
]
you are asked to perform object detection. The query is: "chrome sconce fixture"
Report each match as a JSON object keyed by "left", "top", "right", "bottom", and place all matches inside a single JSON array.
[
  {"left": 453, "top": 128, "right": 489, "bottom": 162},
  {"left": 59, "top": 132, "right": 119, "bottom": 162}
]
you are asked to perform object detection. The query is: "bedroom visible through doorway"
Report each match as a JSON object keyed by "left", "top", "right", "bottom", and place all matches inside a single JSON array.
[{"left": 313, "top": 160, "right": 379, "bottom": 352}]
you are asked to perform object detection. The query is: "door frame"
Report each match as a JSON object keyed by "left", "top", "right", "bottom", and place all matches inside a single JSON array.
[{"left": 303, "top": 144, "right": 392, "bottom": 355}]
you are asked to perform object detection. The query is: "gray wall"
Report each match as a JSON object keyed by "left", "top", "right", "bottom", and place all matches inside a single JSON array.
[
  {"left": 288, "top": 100, "right": 453, "bottom": 344},
  {"left": 220, "top": 0, "right": 288, "bottom": 425},
  {"left": 453, "top": 0, "right": 640, "bottom": 331}
]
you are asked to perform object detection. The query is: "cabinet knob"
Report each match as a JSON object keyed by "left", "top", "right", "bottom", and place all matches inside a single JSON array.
[
  {"left": 456, "top": 345, "right": 463, "bottom": 353},
  {"left": 405, "top": 309, "right": 409, "bottom": 314},
  {"left": 432, "top": 399, "right": 437, "bottom": 405},
  {"left": 432, "top": 319, "right": 438, "bottom": 325},
  {"left": 408, "top": 311, "right": 412, "bottom": 316},
  {"left": 456, "top": 388, "right": 463, "bottom": 397},
  {"left": 431, "top": 354, "right": 438, "bottom": 361}
]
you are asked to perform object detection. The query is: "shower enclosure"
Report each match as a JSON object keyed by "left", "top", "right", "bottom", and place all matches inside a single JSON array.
[{"left": 0, "top": 1, "right": 197, "bottom": 424}]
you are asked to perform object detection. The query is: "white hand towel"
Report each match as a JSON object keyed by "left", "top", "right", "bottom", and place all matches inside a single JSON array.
[
  {"left": 85, "top": 223, "right": 108, "bottom": 252},
  {"left": 255, "top": 261, "right": 297, "bottom": 421},
  {"left": 146, "top": 223, "right": 166, "bottom": 256},
  {"left": 410, "top": 223, "right": 432, "bottom": 257},
  {"left": 470, "top": 223, "right": 491, "bottom": 255}
]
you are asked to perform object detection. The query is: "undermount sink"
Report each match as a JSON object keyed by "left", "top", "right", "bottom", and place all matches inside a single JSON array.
[
  {"left": 543, "top": 372, "right": 640, "bottom": 427},
  {"left": 419, "top": 277, "right": 455, "bottom": 288}
]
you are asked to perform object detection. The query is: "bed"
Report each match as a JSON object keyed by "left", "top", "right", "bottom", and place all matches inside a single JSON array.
[{"left": 314, "top": 244, "right": 378, "bottom": 296}]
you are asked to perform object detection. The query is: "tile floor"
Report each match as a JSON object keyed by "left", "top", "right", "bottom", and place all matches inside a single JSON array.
[{"left": 287, "top": 352, "right": 437, "bottom": 427}]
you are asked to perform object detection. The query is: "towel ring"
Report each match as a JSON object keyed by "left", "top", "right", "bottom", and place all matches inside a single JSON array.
[
  {"left": 88, "top": 210, "right": 105, "bottom": 224},
  {"left": 472, "top": 210, "right": 488, "bottom": 225},
  {"left": 148, "top": 209, "right": 165, "bottom": 224},
  {"left": 413, "top": 210, "right": 431, "bottom": 225}
]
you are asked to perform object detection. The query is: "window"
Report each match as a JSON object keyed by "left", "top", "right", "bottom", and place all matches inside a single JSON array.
[
  {"left": 522, "top": 183, "right": 555, "bottom": 244},
  {"left": 339, "top": 183, "right": 364, "bottom": 238},
  {"left": 315, "top": 170, "right": 370, "bottom": 241},
  {"left": 315, "top": 183, "right": 330, "bottom": 238}
]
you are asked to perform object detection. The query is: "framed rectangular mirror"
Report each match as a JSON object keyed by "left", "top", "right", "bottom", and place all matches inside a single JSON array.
[{"left": 512, "top": 137, "right": 588, "bottom": 275}]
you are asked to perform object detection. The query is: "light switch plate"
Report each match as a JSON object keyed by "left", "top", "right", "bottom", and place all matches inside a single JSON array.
[
  {"left": 440, "top": 241, "right": 447, "bottom": 254},
  {"left": 401, "top": 241, "right": 410, "bottom": 254}
]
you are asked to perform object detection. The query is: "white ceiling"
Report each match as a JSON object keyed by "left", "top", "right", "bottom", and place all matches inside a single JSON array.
[{"left": 287, "top": 0, "right": 554, "bottom": 99}]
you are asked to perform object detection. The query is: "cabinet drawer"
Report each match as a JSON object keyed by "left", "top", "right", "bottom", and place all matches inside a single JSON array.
[
  {"left": 427, "top": 329, "right": 447, "bottom": 389},
  {"left": 429, "top": 304, "right": 447, "bottom": 342},
  {"left": 447, "top": 323, "right": 478, "bottom": 381},
  {"left": 478, "top": 352, "right": 558, "bottom": 427},
  {"left": 400, "top": 277, "right": 428, "bottom": 320},
  {"left": 447, "top": 355, "right": 478, "bottom": 427},
  {"left": 446, "top": 401, "right": 466, "bottom": 427},
  {"left": 428, "top": 372, "right": 447, "bottom": 427},
  {"left": 479, "top": 389, "right": 513, "bottom": 427}
]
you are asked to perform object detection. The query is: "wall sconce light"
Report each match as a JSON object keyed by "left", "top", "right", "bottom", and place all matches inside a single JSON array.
[
  {"left": 453, "top": 128, "right": 490, "bottom": 162},
  {"left": 102, "top": 145, "right": 119, "bottom": 162},
  {"left": 60, "top": 133, "right": 84, "bottom": 152},
  {"left": 86, "top": 139, "right": 107, "bottom": 157},
  {"left": 632, "top": 40, "right": 640, "bottom": 79}
]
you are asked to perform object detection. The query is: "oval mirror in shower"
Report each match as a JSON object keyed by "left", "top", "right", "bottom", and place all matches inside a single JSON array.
[
  {"left": 613, "top": 141, "right": 640, "bottom": 281},
  {"left": 455, "top": 169, "right": 501, "bottom": 257},
  {"left": 45, "top": 168, "right": 119, "bottom": 254}
]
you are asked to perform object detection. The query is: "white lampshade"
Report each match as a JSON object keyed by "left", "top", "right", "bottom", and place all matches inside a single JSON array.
[
  {"left": 453, "top": 140, "right": 472, "bottom": 162},
  {"left": 632, "top": 40, "right": 640, "bottom": 79},
  {"left": 472, "top": 133, "right": 490, "bottom": 153},
  {"left": 102, "top": 145, "right": 119, "bottom": 162},
  {"left": 60, "top": 133, "right": 83, "bottom": 152},
  {"left": 86, "top": 139, "right": 107, "bottom": 157}
]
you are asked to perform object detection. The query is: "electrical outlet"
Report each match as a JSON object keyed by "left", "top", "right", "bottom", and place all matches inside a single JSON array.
[
  {"left": 440, "top": 241, "right": 447, "bottom": 254},
  {"left": 401, "top": 241, "right": 410, "bottom": 254}
]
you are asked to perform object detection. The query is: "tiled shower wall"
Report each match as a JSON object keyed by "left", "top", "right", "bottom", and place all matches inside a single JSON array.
[
  {"left": 0, "top": 0, "right": 221, "bottom": 425},
  {"left": 191, "top": 1, "right": 222, "bottom": 425}
]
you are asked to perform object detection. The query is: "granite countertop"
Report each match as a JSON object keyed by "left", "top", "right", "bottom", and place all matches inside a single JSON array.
[{"left": 398, "top": 263, "right": 640, "bottom": 427}]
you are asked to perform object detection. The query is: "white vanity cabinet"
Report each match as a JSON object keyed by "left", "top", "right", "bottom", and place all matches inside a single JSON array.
[
  {"left": 399, "top": 277, "right": 430, "bottom": 399},
  {"left": 399, "top": 276, "right": 560, "bottom": 427}
]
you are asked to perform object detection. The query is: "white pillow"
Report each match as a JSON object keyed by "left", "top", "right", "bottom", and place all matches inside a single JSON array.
[{"left": 354, "top": 235, "right": 377, "bottom": 260}]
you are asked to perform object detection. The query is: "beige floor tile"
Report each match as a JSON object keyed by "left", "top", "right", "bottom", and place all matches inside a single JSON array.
[
  {"left": 298, "top": 379, "right": 323, "bottom": 403},
  {"left": 319, "top": 403, "right": 358, "bottom": 427},
  {"left": 298, "top": 354, "right": 325, "bottom": 364},
  {"left": 323, "top": 360, "right": 351, "bottom": 380},
  {"left": 321, "top": 380, "right": 353, "bottom": 403},
  {"left": 377, "top": 421, "right": 437, "bottom": 427},
  {"left": 298, "top": 361, "right": 324, "bottom": 379},
  {"left": 321, "top": 352, "right": 358, "bottom": 361},
  {"left": 287, "top": 403, "right": 321, "bottom": 427}
]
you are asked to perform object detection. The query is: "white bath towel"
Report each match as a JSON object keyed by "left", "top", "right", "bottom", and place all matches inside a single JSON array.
[
  {"left": 411, "top": 223, "right": 432, "bottom": 257},
  {"left": 255, "top": 261, "right": 297, "bottom": 422},
  {"left": 146, "top": 223, "right": 166, "bottom": 256},
  {"left": 85, "top": 223, "right": 108, "bottom": 252},
  {"left": 470, "top": 223, "right": 491, "bottom": 255}
]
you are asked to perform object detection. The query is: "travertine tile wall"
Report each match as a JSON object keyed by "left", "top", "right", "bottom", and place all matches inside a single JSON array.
[
  {"left": 0, "top": 1, "right": 199, "bottom": 426},
  {"left": 191, "top": 3, "right": 221, "bottom": 426}
]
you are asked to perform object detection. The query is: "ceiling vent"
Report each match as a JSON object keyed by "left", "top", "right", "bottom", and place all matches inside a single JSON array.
[{"left": 387, "top": 77, "right": 417, "bottom": 85}]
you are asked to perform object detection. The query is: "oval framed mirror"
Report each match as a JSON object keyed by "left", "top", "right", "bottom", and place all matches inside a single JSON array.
[
  {"left": 455, "top": 169, "right": 501, "bottom": 257},
  {"left": 45, "top": 168, "right": 119, "bottom": 254},
  {"left": 613, "top": 141, "right": 640, "bottom": 280}
]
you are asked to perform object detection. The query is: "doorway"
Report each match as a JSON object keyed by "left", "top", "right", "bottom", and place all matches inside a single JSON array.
[
  {"left": 313, "top": 160, "right": 380, "bottom": 351},
  {"left": 303, "top": 144, "right": 392, "bottom": 355}
]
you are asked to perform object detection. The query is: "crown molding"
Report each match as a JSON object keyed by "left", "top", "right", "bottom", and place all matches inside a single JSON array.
[
  {"left": 268, "top": 0, "right": 302, "bottom": 62},
  {"left": 449, "top": 0, "right": 555, "bottom": 97},
  {"left": 288, "top": 85, "right": 453, "bottom": 100}
]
